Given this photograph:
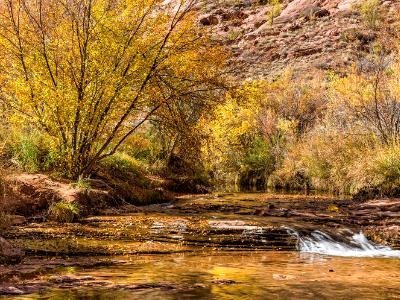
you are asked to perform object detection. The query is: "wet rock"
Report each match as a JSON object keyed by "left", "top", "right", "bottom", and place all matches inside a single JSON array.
[
  {"left": 0, "top": 283, "right": 49, "bottom": 295},
  {"left": 211, "top": 279, "right": 237, "bottom": 285},
  {"left": 364, "top": 225, "right": 400, "bottom": 249},
  {"left": 10, "top": 215, "right": 27, "bottom": 226},
  {"left": 208, "top": 220, "right": 254, "bottom": 231},
  {"left": 84, "top": 281, "right": 110, "bottom": 287},
  {"left": 101, "top": 204, "right": 141, "bottom": 215},
  {"left": 49, "top": 276, "right": 79, "bottom": 284},
  {"left": 0, "top": 286, "right": 25, "bottom": 295},
  {"left": 114, "top": 283, "right": 177, "bottom": 290},
  {"left": 272, "top": 274, "right": 295, "bottom": 280},
  {"left": 81, "top": 276, "right": 95, "bottom": 281},
  {"left": 0, "top": 236, "right": 24, "bottom": 264}
]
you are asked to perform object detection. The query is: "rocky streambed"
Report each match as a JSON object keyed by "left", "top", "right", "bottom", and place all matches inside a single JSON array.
[{"left": 1, "top": 192, "right": 400, "bottom": 298}]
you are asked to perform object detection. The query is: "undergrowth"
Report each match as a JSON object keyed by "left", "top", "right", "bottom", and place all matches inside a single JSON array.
[{"left": 47, "top": 201, "right": 80, "bottom": 223}]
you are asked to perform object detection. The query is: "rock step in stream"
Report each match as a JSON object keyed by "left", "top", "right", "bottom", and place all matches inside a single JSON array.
[{"left": 4, "top": 215, "right": 298, "bottom": 256}]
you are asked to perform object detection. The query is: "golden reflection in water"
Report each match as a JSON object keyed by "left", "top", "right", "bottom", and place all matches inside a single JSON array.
[{"left": 6, "top": 251, "right": 399, "bottom": 300}]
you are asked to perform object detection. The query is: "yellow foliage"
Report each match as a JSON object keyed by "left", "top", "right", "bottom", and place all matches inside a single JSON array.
[
  {"left": 327, "top": 204, "right": 339, "bottom": 213},
  {"left": 201, "top": 81, "right": 264, "bottom": 176},
  {"left": 330, "top": 59, "right": 400, "bottom": 144},
  {"left": 201, "top": 69, "right": 326, "bottom": 187},
  {"left": 0, "top": 0, "right": 227, "bottom": 178}
]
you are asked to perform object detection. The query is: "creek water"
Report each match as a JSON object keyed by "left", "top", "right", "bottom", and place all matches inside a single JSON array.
[
  {"left": 2, "top": 193, "right": 400, "bottom": 299},
  {"left": 288, "top": 229, "right": 400, "bottom": 258},
  {"left": 6, "top": 251, "right": 400, "bottom": 300}
]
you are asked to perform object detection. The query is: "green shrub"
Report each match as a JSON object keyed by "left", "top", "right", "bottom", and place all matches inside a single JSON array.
[
  {"left": 47, "top": 201, "right": 80, "bottom": 223},
  {"left": 119, "top": 131, "right": 161, "bottom": 162},
  {"left": 237, "top": 136, "right": 276, "bottom": 190},
  {"left": 372, "top": 144, "right": 400, "bottom": 184},
  {"left": 12, "top": 138, "right": 41, "bottom": 172},
  {"left": 359, "top": 0, "right": 381, "bottom": 30},
  {"left": 242, "top": 136, "right": 274, "bottom": 173},
  {"left": 273, "top": 129, "right": 400, "bottom": 197},
  {"left": 99, "top": 152, "right": 151, "bottom": 190},
  {"left": 227, "top": 30, "right": 242, "bottom": 41},
  {"left": 266, "top": 0, "right": 281, "bottom": 25},
  {"left": 101, "top": 152, "right": 145, "bottom": 177},
  {"left": 147, "top": 159, "right": 168, "bottom": 176},
  {"left": 72, "top": 178, "right": 92, "bottom": 191},
  {"left": 11, "top": 132, "right": 59, "bottom": 172}
]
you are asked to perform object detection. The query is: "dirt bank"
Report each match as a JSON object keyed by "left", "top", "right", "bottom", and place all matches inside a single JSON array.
[{"left": 0, "top": 172, "right": 177, "bottom": 219}]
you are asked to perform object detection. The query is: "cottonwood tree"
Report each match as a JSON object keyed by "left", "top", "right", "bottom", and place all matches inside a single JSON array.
[
  {"left": 332, "top": 52, "right": 400, "bottom": 144},
  {"left": 0, "top": 0, "right": 226, "bottom": 178}
]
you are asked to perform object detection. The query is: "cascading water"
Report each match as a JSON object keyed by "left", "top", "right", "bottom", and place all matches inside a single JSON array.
[{"left": 286, "top": 227, "right": 400, "bottom": 258}]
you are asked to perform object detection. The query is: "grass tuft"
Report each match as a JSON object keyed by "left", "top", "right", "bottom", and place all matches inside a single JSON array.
[
  {"left": 72, "top": 177, "right": 92, "bottom": 191},
  {"left": 47, "top": 201, "right": 80, "bottom": 223}
]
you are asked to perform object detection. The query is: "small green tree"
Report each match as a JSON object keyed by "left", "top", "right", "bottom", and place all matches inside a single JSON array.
[
  {"left": 267, "top": 0, "right": 281, "bottom": 26},
  {"left": 360, "top": 0, "right": 381, "bottom": 30}
]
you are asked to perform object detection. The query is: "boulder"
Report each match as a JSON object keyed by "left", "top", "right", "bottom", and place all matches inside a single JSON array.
[
  {"left": 275, "top": 0, "right": 322, "bottom": 22},
  {"left": 303, "top": 7, "right": 331, "bottom": 19},
  {"left": 336, "top": 0, "right": 364, "bottom": 12},
  {"left": 200, "top": 15, "right": 219, "bottom": 26},
  {"left": 9, "top": 215, "right": 26, "bottom": 226},
  {"left": 0, "top": 236, "right": 24, "bottom": 264},
  {"left": 314, "top": 8, "right": 330, "bottom": 18}
]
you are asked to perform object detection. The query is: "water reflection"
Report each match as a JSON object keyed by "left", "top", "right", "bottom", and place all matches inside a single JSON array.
[{"left": 4, "top": 251, "right": 400, "bottom": 300}]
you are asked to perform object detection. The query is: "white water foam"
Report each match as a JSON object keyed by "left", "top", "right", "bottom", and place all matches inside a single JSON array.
[{"left": 287, "top": 228, "right": 400, "bottom": 258}]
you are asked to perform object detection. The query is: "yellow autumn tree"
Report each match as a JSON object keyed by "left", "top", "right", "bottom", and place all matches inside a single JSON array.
[
  {"left": 0, "top": 0, "right": 226, "bottom": 178},
  {"left": 201, "top": 81, "right": 266, "bottom": 186},
  {"left": 202, "top": 70, "right": 326, "bottom": 189},
  {"left": 330, "top": 56, "right": 400, "bottom": 144}
]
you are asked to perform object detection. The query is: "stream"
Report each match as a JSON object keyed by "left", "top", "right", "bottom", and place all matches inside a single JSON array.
[{"left": 1, "top": 193, "right": 400, "bottom": 299}]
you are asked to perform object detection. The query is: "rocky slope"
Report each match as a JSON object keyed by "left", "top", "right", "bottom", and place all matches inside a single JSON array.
[{"left": 199, "top": 0, "right": 400, "bottom": 80}]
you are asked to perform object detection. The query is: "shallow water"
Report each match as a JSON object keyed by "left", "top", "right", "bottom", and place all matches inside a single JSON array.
[
  {"left": 2, "top": 193, "right": 400, "bottom": 299},
  {"left": 6, "top": 251, "right": 400, "bottom": 300}
]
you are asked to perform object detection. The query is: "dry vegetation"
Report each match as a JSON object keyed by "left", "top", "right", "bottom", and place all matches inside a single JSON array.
[
  {"left": 0, "top": 0, "right": 397, "bottom": 226},
  {"left": 201, "top": 12, "right": 400, "bottom": 197}
]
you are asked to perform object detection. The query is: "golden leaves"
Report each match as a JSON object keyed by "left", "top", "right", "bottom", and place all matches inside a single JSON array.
[{"left": 0, "top": 0, "right": 227, "bottom": 177}]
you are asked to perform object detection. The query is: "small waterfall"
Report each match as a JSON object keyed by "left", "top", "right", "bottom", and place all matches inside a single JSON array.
[{"left": 286, "top": 228, "right": 400, "bottom": 258}]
